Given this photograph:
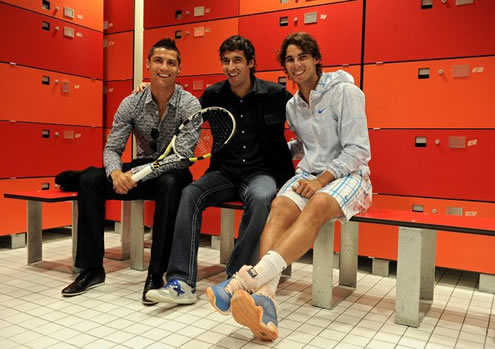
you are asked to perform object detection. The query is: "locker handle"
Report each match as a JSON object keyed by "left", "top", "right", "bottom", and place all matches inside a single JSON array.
[
  {"left": 41, "top": 183, "right": 50, "bottom": 190},
  {"left": 278, "top": 77, "right": 287, "bottom": 86},
  {"left": 421, "top": 0, "right": 433, "bottom": 9},
  {"left": 41, "top": 76, "right": 50, "bottom": 85},
  {"left": 280, "top": 17, "right": 289, "bottom": 27},
  {"left": 415, "top": 136, "right": 427, "bottom": 147},
  {"left": 42, "top": 21, "right": 50, "bottom": 31},
  {"left": 418, "top": 68, "right": 430, "bottom": 79},
  {"left": 42, "top": 0, "right": 50, "bottom": 10},
  {"left": 412, "top": 204, "right": 424, "bottom": 213}
]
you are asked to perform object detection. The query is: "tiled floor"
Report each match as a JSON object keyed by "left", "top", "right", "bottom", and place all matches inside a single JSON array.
[{"left": 0, "top": 229, "right": 494, "bottom": 349}]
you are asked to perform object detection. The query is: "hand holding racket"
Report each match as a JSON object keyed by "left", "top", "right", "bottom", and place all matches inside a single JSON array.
[{"left": 131, "top": 107, "right": 236, "bottom": 182}]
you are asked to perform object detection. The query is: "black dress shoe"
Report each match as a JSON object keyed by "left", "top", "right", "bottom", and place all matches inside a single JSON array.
[
  {"left": 61, "top": 268, "right": 105, "bottom": 297},
  {"left": 142, "top": 273, "right": 164, "bottom": 305}
]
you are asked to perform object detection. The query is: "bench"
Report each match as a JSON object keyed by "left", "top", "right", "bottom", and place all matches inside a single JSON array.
[
  {"left": 217, "top": 203, "right": 495, "bottom": 328},
  {"left": 3, "top": 189, "right": 145, "bottom": 272}
]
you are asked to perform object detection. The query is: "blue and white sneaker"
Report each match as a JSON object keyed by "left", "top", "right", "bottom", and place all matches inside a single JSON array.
[
  {"left": 205, "top": 273, "right": 250, "bottom": 315},
  {"left": 146, "top": 279, "right": 197, "bottom": 305},
  {"left": 231, "top": 290, "right": 278, "bottom": 341}
]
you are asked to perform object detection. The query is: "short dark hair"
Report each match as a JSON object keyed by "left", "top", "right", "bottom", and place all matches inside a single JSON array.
[
  {"left": 219, "top": 35, "right": 256, "bottom": 74},
  {"left": 278, "top": 32, "right": 322, "bottom": 76},
  {"left": 148, "top": 38, "right": 181, "bottom": 65}
]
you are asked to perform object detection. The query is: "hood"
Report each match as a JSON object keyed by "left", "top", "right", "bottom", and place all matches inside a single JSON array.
[{"left": 316, "top": 70, "right": 355, "bottom": 92}]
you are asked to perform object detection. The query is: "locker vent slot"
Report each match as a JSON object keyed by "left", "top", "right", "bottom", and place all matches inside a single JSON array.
[
  {"left": 421, "top": 0, "right": 433, "bottom": 9},
  {"left": 41, "top": 183, "right": 50, "bottom": 190},
  {"left": 194, "top": 6, "right": 205, "bottom": 17},
  {"left": 175, "top": 30, "right": 182, "bottom": 39},
  {"left": 175, "top": 10, "right": 182, "bottom": 19},
  {"left": 452, "top": 64, "right": 470, "bottom": 78},
  {"left": 281, "top": 0, "right": 289, "bottom": 3},
  {"left": 42, "top": 0, "right": 50, "bottom": 10},
  {"left": 278, "top": 77, "right": 287, "bottom": 86},
  {"left": 448, "top": 136, "right": 466, "bottom": 149},
  {"left": 412, "top": 204, "right": 424, "bottom": 213},
  {"left": 64, "top": 130, "right": 75, "bottom": 139},
  {"left": 41, "top": 129, "right": 50, "bottom": 138},
  {"left": 304, "top": 12, "right": 318, "bottom": 24},
  {"left": 446, "top": 207, "right": 463, "bottom": 216},
  {"left": 456, "top": 0, "right": 474, "bottom": 5},
  {"left": 64, "top": 7, "right": 75, "bottom": 19},
  {"left": 192, "top": 80, "right": 204, "bottom": 91},
  {"left": 418, "top": 68, "right": 430, "bottom": 79},
  {"left": 41, "top": 76, "right": 50, "bottom": 85},
  {"left": 280, "top": 17, "right": 289, "bottom": 26},
  {"left": 415, "top": 136, "right": 427, "bottom": 147},
  {"left": 42, "top": 21, "right": 50, "bottom": 31}
]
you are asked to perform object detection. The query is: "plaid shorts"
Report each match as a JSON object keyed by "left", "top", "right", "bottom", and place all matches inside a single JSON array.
[{"left": 277, "top": 169, "right": 372, "bottom": 222}]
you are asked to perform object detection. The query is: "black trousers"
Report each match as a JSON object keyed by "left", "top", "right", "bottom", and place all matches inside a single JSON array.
[{"left": 74, "top": 160, "right": 192, "bottom": 276}]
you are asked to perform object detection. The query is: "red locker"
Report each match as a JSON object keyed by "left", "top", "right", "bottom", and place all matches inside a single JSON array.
[
  {"left": 358, "top": 194, "right": 495, "bottom": 274},
  {"left": 104, "top": 80, "right": 133, "bottom": 128},
  {"left": 240, "top": 0, "right": 347, "bottom": 15},
  {"left": 369, "top": 129, "right": 495, "bottom": 202},
  {"left": 364, "top": 57, "right": 495, "bottom": 128},
  {"left": 0, "top": 3, "right": 103, "bottom": 79},
  {"left": 239, "top": 1, "right": 362, "bottom": 71},
  {"left": 176, "top": 74, "right": 225, "bottom": 99},
  {"left": 365, "top": 0, "right": 495, "bottom": 63},
  {"left": 143, "top": 18, "right": 238, "bottom": 77},
  {"left": 2, "top": 0, "right": 103, "bottom": 31},
  {"left": 0, "top": 122, "right": 103, "bottom": 179},
  {"left": 105, "top": 200, "right": 154, "bottom": 227},
  {"left": 104, "top": 32, "right": 134, "bottom": 81},
  {"left": 104, "top": 0, "right": 134, "bottom": 33},
  {"left": 0, "top": 63, "right": 102, "bottom": 127},
  {"left": 0, "top": 178, "right": 72, "bottom": 236},
  {"left": 257, "top": 65, "right": 361, "bottom": 95},
  {"left": 144, "top": 0, "right": 239, "bottom": 28}
]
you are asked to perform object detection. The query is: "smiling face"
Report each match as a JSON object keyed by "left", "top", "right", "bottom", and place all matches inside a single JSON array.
[
  {"left": 221, "top": 49, "right": 254, "bottom": 91},
  {"left": 284, "top": 44, "right": 320, "bottom": 88},
  {"left": 146, "top": 47, "right": 181, "bottom": 89}
]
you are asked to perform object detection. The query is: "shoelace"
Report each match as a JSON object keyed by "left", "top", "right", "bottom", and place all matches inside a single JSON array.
[
  {"left": 166, "top": 279, "right": 185, "bottom": 296},
  {"left": 224, "top": 272, "right": 249, "bottom": 295}
]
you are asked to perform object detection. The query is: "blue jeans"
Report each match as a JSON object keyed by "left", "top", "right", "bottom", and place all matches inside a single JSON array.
[{"left": 166, "top": 170, "right": 277, "bottom": 288}]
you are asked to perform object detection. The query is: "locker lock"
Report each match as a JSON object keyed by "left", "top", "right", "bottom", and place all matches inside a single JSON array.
[
  {"left": 294, "top": 17, "right": 298, "bottom": 22},
  {"left": 432, "top": 209, "right": 437, "bottom": 214},
  {"left": 55, "top": 6, "right": 60, "bottom": 11},
  {"left": 434, "top": 139, "right": 440, "bottom": 145},
  {"left": 441, "top": 0, "right": 447, "bottom": 3},
  {"left": 438, "top": 69, "right": 444, "bottom": 75},
  {"left": 55, "top": 26, "right": 60, "bottom": 31}
]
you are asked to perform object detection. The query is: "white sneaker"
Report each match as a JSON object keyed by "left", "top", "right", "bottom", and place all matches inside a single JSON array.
[{"left": 146, "top": 279, "right": 197, "bottom": 304}]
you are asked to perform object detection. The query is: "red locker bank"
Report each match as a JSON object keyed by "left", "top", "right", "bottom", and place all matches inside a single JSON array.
[
  {"left": 104, "top": 0, "right": 134, "bottom": 34},
  {"left": 143, "top": 18, "right": 238, "bottom": 77},
  {"left": 364, "top": 57, "right": 495, "bottom": 128},
  {"left": 0, "top": 63, "right": 102, "bottom": 127},
  {"left": 2, "top": 0, "right": 103, "bottom": 31},
  {"left": 365, "top": 0, "right": 495, "bottom": 63},
  {"left": 144, "top": 0, "right": 239, "bottom": 28},
  {"left": 239, "top": 1, "right": 362, "bottom": 71},
  {"left": 104, "top": 80, "right": 134, "bottom": 128},
  {"left": 369, "top": 129, "right": 495, "bottom": 202},
  {"left": 176, "top": 74, "right": 225, "bottom": 99},
  {"left": 0, "top": 2, "right": 103, "bottom": 79},
  {"left": 104, "top": 31, "right": 134, "bottom": 81},
  {"left": 240, "top": 0, "right": 347, "bottom": 15},
  {"left": 0, "top": 122, "right": 103, "bottom": 179}
]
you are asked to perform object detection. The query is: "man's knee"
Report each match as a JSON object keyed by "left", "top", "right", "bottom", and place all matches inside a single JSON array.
[{"left": 308, "top": 193, "right": 342, "bottom": 221}]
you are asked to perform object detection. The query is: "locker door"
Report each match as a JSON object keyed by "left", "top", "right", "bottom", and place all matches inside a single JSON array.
[
  {"left": 104, "top": 32, "right": 134, "bottom": 81},
  {"left": 104, "top": 0, "right": 134, "bottom": 34},
  {"left": 2, "top": 0, "right": 103, "bottom": 31},
  {"left": 143, "top": 18, "right": 238, "bottom": 77},
  {"left": 240, "top": 0, "right": 347, "bottom": 15},
  {"left": 364, "top": 57, "right": 495, "bottom": 128},
  {"left": 0, "top": 3, "right": 103, "bottom": 79},
  {"left": 0, "top": 178, "right": 72, "bottom": 236},
  {"left": 365, "top": 0, "right": 495, "bottom": 63},
  {"left": 0, "top": 63, "right": 102, "bottom": 127},
  {"left": 358, "top": 194, "right": 495, "bottom": 274},
  {"left": 104, "top": 80, "right": 133, "bottom": 128},
  {"left": 239, "top": 1, "right": 362, "bottom": 71},
  {"left": 369, "top": 129, "right": 495, "bottom": 201},
  {"left": 176, "top": 74, "right": 225, "bottom": 99},
  {"left": 257, "top": 65, "right": 361, "bottom": 95},
  {"left": 145, "top": 0, "right": 239, "bottom": 28},
  {"left": 0, "top": 122, "right": 103, "bottom": 179}
]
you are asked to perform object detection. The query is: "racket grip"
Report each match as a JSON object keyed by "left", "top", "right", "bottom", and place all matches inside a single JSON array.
[{"left": 131, "top": 164, "right": 153, "bottom": 183}]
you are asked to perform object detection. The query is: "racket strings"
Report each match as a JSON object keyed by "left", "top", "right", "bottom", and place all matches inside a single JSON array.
[{"left": 193, "top": 109, "right": 234, "bottom": 158}]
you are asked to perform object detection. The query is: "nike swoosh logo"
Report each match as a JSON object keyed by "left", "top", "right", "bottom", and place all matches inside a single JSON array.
[{"left": 318, "top": 108, "right": 326, "bottom": 114}]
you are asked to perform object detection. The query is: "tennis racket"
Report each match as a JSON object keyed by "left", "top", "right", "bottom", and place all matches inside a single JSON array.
[{"left": 131, "top": 106, "right": 236, "bottom": 182}]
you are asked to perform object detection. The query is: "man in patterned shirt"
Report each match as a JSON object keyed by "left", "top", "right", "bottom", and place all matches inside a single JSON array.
[{"left": 61, "top": 38, "right": 201, "bottom": 305}]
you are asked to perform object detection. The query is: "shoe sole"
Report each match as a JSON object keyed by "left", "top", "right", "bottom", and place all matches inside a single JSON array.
[
  {"left": 61, "top": 281, "right": 105, "bottom": 297},
  {"left": 146, "top": 290, "right": 197, "bottom": 305},
  {"left": 231, "top": 290, "right": 278, "bottom": 341},
  {"left": 205, "top": 287, "right": 230, "bottom": 315}
]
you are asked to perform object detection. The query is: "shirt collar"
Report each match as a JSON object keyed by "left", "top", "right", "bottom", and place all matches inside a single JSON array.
[{"left": 144, "top": 84, "right": 181, "bottom": 107}]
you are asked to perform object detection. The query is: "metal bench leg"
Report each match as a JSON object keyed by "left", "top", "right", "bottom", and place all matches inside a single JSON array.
[
  {"left": 372, "top": 258, "right": 390, "bottom": 277},
  {"left": 27, "top": 200, "right": 42, "bottom": 264},
  {"left": 312, "top": 221, "right": 335, "bottom": 309},
  {"left": 220, "top": 207, "right": 235, "bottom": 265},
  {"left": 396, "top": 226, "right": 423, "bottom": 327},
  {"left": 339, "top": 221, "right": 358, "bottom": 288},
  {"left": 127, "top": 200, "right": 144, "bottom": 270},
  {"left": 420, "top": 229, "right": 436, "bottom": 301}
]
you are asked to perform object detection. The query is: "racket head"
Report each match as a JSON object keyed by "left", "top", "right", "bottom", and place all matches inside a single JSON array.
[{"left": 174, "top": 106, "right": 236, "bottom": 161}]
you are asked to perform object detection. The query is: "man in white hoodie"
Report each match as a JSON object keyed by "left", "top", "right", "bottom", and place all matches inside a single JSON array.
[{"left": 205, "top": 32, "right": 372, "bottom": 341}]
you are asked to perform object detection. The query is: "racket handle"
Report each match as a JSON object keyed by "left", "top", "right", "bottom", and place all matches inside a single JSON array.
[{"left": 131, "top": 164, "right": 153, "bottom": 183}]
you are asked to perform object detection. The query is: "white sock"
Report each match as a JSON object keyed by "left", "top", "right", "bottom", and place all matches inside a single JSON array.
[
  {"left": 257, "top": 274, "right": 281, "bottom": 298},
  {"left": 248, "top": 250, "right": 287, "bottom": 289}
]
